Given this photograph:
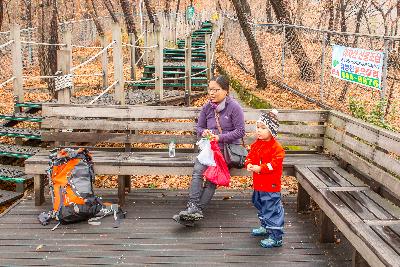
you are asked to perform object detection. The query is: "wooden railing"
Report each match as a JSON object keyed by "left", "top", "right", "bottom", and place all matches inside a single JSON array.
[{"left": 324, "top": 110, "right": 400, "bottom": 201}]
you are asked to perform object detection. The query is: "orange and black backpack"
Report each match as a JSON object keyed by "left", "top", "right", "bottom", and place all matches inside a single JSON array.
[{"left": 38, "top": 148, "right": 125, "bottom": 229}]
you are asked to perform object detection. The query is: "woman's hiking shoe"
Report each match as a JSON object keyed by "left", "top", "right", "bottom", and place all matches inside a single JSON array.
[
  {"left": 260, "top": 237, "right": 283, "bottom": 248},
  {"left": 251, "top": 226, "right": 270, "bottom": 236},
  {"left": 178, "top": 202, "right": 203, "bottom": 221},
  {"left": 172, "top": 214, "right": 195, "bottom": 227}
]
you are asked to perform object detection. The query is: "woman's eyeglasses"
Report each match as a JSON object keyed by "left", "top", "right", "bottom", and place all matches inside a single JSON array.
[{"left": 208, "top": 88, "right": 222, "bottom": 93}]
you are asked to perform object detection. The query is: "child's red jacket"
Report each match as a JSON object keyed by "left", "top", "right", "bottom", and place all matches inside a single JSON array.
[{"left": 244, "top": 138, "right": 285, "bottom": 192}]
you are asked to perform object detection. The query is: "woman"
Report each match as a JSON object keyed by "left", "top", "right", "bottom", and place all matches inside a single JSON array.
[{"left": 173, "top": 75, "right": 245, "bottom": 226}]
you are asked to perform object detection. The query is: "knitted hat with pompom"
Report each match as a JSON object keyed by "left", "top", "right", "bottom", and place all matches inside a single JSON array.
[{"left": 257, "top": 109, "right": 279, "bottom": 138}]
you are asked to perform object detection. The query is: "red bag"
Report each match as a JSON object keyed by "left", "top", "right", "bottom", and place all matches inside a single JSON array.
[{"left": 204, "top": 140, "right": 231, "bottom": 186}]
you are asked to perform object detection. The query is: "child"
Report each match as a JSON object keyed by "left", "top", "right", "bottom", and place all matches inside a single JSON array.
[{"left": 245, "top": 109, "right": 285, "bottom": 248}]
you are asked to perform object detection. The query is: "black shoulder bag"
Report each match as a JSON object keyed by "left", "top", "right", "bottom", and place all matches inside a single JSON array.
[{"left": 215, "top": 112, "right": 248, "bottom": 169}]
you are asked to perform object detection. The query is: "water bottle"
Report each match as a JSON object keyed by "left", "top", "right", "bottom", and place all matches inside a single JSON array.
[{"left": 169, "top": 140, "right": 176, "bottom": 157}]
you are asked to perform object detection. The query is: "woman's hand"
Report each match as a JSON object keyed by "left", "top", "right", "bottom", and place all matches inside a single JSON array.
[
  {"left": 210, "top": 134, "right": 219, "bottom": 142},
  {"left": 202, "top": 129, "right": 212, "bottom": 138}
]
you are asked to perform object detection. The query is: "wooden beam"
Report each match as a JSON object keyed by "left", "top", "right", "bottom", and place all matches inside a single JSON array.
[
  {"left": 100, "top": 35, "right": 109, "bottom": 89},
  {"left": 185, "top": 34, "right": 192, "bottom": 106},
  {"left": 10, "top": 23, "right": 24, "bottom": 103},
  {"left": 297, "top": 182, "right": 310, "bottom": 212},
  {"left": 112, "top": 23, "right": 125, "bottom": 105}
]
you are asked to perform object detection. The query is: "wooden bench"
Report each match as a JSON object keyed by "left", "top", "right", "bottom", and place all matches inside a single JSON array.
[
  {"left": 24, "top": 104, "right": 400, "bottom": 265},
  {"left": 295, "top": 110, "right": 400, "bottom": 266},
  {"left": 24, "top": 104, "right": 331, "bottom": 206}
]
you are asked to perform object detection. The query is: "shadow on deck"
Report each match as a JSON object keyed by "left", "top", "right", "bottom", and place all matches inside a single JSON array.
[{"left": 0, "top": 189, "right": 351, "bottom": 266}]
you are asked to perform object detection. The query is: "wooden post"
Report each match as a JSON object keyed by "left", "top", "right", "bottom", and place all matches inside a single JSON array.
[
  {"left": 34, "top": 174, "right": 45, "bottom": 206},
  {"left": 57, "top": 29, "right": 72, "bottom": 104},
  {"left": 112, "top": 23, "right": 125, "bottom": 105},
  {"left": 100, "top": 35, "right": 108, "bottom": 89},
  {"left": 64, "top": 29, "right": 73, "bottom": 96},
  {"left": 205, "top": 34, "right": 211, "bottom": 81},
  {"left": 118, "top": 175, "right": 126, "bottom": 207},
  {"left": 129, "top": 33, "right": 136, "bottom": 81},
  {"left": 144, "top": 21, "right": 149, "bottom": 64},
  {"left": 319, "top": 210, "right": 335, "bottom": 243},
  {"left": 154, "top": 26, "right": 164, "bottom": 102},
  {"left": 185, "top": 35, "right": 192, "bottom": 106},
  {"left": 10, "top": 24, "right": 23, "bottom": 103},
  {"left": 297, "top": 182, "right": 311, "bottom": 212}
]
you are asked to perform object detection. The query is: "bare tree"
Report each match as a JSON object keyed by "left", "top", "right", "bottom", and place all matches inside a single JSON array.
[
  {"left": 353, "top": 0, "right": 368, "bottom": 46},
  {"left": 85, "top": 0, "right": 105, "bottom": 36},
  {"left": 231, "top": 0, "right": 268, "bottom": 89},
  {"left": 22, "top": 0, "right": 33, "bottom": 28},
  {"left": 103, "top": 0, "right": 119, "bottom": 23},
  {"left": 144, "top": 0, "right": 157, "bottom": 25},
  {"left": 164, "top": 0, "right": 170, "bottom": 14},
  {"left": 38, "top": 0, "right": 59, "bottom": 96},
  {"left": 265, "top": 0, "right": 273, "bottom": 22},
  {"left": 175, "top": 0, "right": 181, "bottom": 21},
  {"left": 0, "top": 0, "right": 3, "bottom": 31},
  {"left": 120, "top": 0, "right": 141, "bottom": 63},
  {"left": 270, "top": 0, "right": 316, "bottom": 81}
]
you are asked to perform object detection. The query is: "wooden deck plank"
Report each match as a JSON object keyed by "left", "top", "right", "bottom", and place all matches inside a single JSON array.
[{"left": 0, "top": 190, "right": 352, "bottom": 266}]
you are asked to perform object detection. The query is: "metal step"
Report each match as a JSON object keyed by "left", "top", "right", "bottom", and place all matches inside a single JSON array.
[
  {"left": 15, "top": 102, "right": 43, "bottom": 109},
  {"left": 141, "top": 77, "right": 207, "bottom": 82},
  {"left": 0, "top": 164, "right": 33, "bottom": 184},
  {"left": 144, "top": 65, "right": 206, "bottom": 71},
  {"left": 0, "top": 113, "right": 43, "bottom": 122},
  {"left": 128, "top": 82, "right": 208, "bottom": 88},
  {"left": 0, "top": 189, "right": 23, "bottom": 206},
  {"left": 142, "top": 70, "right": 207, "bottom": 77},
  {"left": 0, "top": 144, "right": 41, "bottom": 159},
  {"left": 0, "top": 127, "right": 42, "bottom": 140}
]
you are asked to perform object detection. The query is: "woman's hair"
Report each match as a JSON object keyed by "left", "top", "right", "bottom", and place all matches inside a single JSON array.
[{"left": 210, "top": 75, "right": 229, "bottom": 92}]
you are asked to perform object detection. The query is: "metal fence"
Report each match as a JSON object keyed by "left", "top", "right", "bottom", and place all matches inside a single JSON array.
[{"left": 222, "top": 15, "right": 400, "bottom": 129}]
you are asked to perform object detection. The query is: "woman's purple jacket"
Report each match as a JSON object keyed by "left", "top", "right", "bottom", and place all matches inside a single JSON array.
[{"left": 196, "top": 96, "right": 246, "bottom": 148}]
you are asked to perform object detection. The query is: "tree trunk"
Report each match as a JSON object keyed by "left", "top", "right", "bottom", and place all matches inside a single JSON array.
[
  {"left": 144, "top": 0, "right": 157, "bottom": 25},
  {"left": 25, "top": 0, "right": 33, "bottom": 28},
  {"left": 85, "top": 0, "right": 105, "bottom": 36},
  {"left": 0, "top": 0, "right": 3, "bottom": 31},
  {"left": 327, "top": 0, "right": 334, "bottom": 42},
  {"left": 353, "top": 1, "right": 366, "bottom": 46},
  {"left": 339, "top": 0, "right": 348, "bottom": 43},
  {"left": 231, "top": 0, "right": 268, "bottom": 89},
  {"left": 265, "top": 0, "right": 273, "bottom": 22},
  {"left": 103, "top": 0, "right": 119, "bottom": 23},
  {"left": 270, "top": 0, "right": 316, "bottom": 81},
  {"left": 164, "top": 0, "right": 170, "bottom": 14},
  {"left": 175, "top": 0, "right": 181, "bottom": 21},
  {"left": 120, "top": 0, "right": 141, "bottom": 64},
  {"left": 38, "top": 0, "right": 59, "bottom": 97}
]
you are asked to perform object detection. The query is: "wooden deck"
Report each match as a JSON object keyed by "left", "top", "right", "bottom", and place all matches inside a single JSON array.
[{"left": 0, "top": 189, "right": 352, "bottom": 266}]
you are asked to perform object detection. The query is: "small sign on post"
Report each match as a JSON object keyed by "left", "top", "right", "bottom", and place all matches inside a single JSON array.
[{"left": 55, "top": 74, "right": 73, "bottom": 92}]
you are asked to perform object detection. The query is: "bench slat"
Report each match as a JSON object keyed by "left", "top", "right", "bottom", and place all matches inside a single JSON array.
[
  {"left": 371, "top": 225, "right": 400, "bottom": 255},
  {"left": 42, "top": 104, "right": 328, "bottom": 123}
]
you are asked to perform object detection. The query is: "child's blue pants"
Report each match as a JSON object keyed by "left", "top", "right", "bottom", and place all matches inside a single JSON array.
[{"left": 252, "top": 190, "right": 284, "bottom": 240}]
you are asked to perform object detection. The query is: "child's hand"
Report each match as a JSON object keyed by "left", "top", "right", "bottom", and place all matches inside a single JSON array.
[
  {"left": 248, "top": 164, "right": 261, "bottom": 173},
  {"left": 246, "top": 163, "right": 253, "bottom": 172}
]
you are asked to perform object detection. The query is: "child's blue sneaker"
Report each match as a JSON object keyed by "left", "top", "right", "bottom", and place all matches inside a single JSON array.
[
  {"left": 260, "top": 237, "right": 283, "bottom": 248},
  {"left": 251, "top": 226, "right": 270, "bottom": 236}
]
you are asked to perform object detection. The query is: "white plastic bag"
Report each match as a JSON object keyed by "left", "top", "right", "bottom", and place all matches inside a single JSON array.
[{"left": 196, "top": 138, "right": 216, "bottom": 166}]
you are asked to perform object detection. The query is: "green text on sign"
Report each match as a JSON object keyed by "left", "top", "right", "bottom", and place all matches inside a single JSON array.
[{"left": 341, "top": 71, "right": 380, "bottom": 89}]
